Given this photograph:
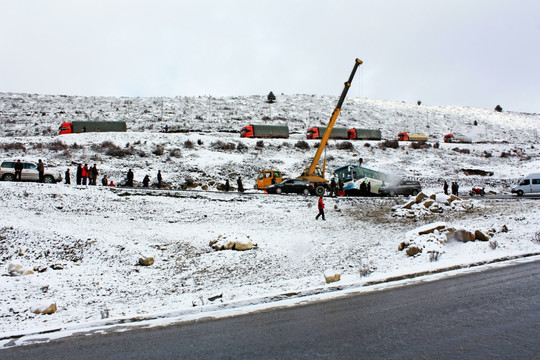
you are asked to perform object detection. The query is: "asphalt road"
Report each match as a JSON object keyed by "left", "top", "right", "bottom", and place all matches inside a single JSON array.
[{"left": 2, "top": 259, "right": 538, "bottom": 360}]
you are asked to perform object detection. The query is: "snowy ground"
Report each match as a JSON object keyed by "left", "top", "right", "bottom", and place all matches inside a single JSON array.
[{"left": 0, "top": 92, "right": 539, "bottom": 346}]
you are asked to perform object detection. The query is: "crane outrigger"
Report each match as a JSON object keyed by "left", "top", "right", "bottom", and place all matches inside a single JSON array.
[{"left": 297, "top": 58, "right": 363, "bottom": 196}]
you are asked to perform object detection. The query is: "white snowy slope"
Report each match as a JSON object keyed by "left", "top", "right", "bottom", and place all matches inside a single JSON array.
[{"left": 0, "top": 93, "right": 539, "bottom": 343}]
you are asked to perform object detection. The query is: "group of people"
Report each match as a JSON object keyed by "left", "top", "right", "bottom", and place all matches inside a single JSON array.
[
  {"left": 443, "top": 180, "right": 460, "bottom": 196},
  {"left": 329, "top": 177, "right": 345, "bottom": 197},
  {"left": 223, "top": 176, "right": 244, "bottom": 192},
  {"left": 13, "top": 159, "right": 45, "bottom": 182},
  {"left": 65, "top": 165, "right": 163, "bottom": 189}
]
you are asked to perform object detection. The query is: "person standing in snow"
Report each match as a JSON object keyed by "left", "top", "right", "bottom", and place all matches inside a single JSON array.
[
  {"left": 443, "top": 180, "right": 449, "bottom": 195},
  {"left": 37, "top": 159, "right": 45, "bottom": 183},
  {"left": 101, "top": 175, "right": 108, "bottom": 186},
  {"left": 315, "top": 195, "right": 325, "bottom": 220},
  {"left": 142, "top": 175, "right": 150, "bottom": 188},
  {"left": 237, "top": 176, "right": 244, "bottom": 193},
  {"left": 65, "top": 168, "right": 71, "bottom": 184},
  {"left": 14, "top": 159, "right": 23, "bottom": 180},
  {"left": 81, "top": 164, "right": 89, "bottom": 185},
  {"left": 157, "top": 170, "right": 163, "bottom": 188},
  {"left": 76, "top": 164, "right": 82, "bottom": 185},
  {"left": 225, "top": 179, "right": 230, "bottom": 192},
  {"left": 90, "top": 164, "right": 99, "bottom": 185},
  {"left": 126, "top": 169, "right": 134, "bottom": 187},
  {"left": 330, "top": 177, "right": 337, "bottom": 197}
]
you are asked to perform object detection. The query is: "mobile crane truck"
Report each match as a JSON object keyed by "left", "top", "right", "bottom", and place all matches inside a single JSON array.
[{"left": 297, "top": 58, "right": 363, "bottom": 196}]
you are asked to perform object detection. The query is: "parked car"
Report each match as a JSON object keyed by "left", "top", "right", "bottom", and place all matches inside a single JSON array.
[
  {"left": 378, "top": 180, "right": 422, "bottom": 196},
  {"left": 265, "top": 178, "right": 315, "bottom": 195},
  {"left": 0, "top": 160, "right": 62, "bottom": 183}
]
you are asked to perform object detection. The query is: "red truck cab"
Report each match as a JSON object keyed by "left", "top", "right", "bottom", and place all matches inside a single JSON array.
[
  {"left": 397, "top": 132, "right": 409, "bottom": 141},
  {"left": 306, "top": 127, "right": 320, "bottom": 139},
  {"left": 240, "top": 125, "right": 255, "bottom": 138},
  {"left": 59, "top": 122, "right": 72, "bottom": 135},
  {"left": 443, "top": 133, "right": 454, "bottom": 143}
]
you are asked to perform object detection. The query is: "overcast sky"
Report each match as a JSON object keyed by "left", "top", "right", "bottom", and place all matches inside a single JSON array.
[{"left": 1, "top": 0, "right": 539, "bottom": 113}]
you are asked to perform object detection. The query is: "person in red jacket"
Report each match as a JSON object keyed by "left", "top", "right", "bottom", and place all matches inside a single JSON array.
[
  {"left": 316, "top": 195, "right": 325, "bottom": 220},
  {"left": 81, "top": 164, "right": 89, "bottom": 185}
]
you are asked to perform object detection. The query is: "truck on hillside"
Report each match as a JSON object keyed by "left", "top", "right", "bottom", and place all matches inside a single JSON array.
[
  {"left": 59, "top": 121, "right": 127, "bottom": 135},
  {"left": 397, "top": 132, "right": 428, "bottom": 142},
  {"left": 306, "top": 126, "right": 349, "bottom": 140},
  {"left": 240, "top": 124, "right": 289, "bottom": 138},
  {"left": 297, "top": 58, "right": 363, "bottom": 196},
  {"left": 347, "top": 128, "right": 382, "bottom": 140},
  {"left": 443, "top": 133, "right": 472, "bottom": 143}
]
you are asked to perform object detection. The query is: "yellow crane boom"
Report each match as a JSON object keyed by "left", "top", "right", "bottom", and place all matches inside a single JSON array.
[{"left": 298, "top": 58, "right": 363, "bottom": 189}]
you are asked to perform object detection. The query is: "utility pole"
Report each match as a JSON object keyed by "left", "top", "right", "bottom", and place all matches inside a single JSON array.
[{"left": 161, "top": 99, "right": 164, "bottom": 122}]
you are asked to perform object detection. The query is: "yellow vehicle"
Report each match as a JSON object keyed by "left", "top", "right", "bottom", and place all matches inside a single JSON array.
[
  {"left": 257, "top": 170, "right": 283, "bottom": 190},
  {"left": 297, "top": 58, "right": 363, "bottom": 196}
]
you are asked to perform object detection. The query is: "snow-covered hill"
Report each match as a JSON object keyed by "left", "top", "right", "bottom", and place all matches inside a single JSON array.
[
  {"left": 0, "top": 92, "right": 539, "bottom": 346},
  {"left": 1, "top": 92, "right": 539, "bottom": 191}
]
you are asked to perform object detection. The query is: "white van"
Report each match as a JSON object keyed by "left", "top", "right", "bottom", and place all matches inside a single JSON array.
[{"left": 511, "top": 173, "right": 540, "bottom": 196}]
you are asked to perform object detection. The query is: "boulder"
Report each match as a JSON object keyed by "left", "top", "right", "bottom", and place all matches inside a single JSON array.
[
  {"left": 324, "top": 270, "right": 341, "bottom": 284},
  {"left": 234, "top": 239, "right": 253, "bottom": 251},
  {"left": 415, "top": 192, "right": 428, "bottom": 203},
  {"left": 447, "top": 195, "right": 461, "bottom": 204},
  {"left": 406, "top": 246, "right": 422, "bottom": 256},
  {"left": 455, "top": 229, "right": 476, "bottom": 242},
  {"left": 418, "top": 223, "right": 447, "bottom": 235},
  {"left": 8, "top": 263, "right": 24, "bottom": 276},
  {"left": 32, "top": 302, "right": 57, "bottom": 315},
  {"left": 423, "top": 199, "right": 435, "bottom": 208},
  {"left": 402, "top": 200, "right": 416, "bottom": 209},
  {"left": 475, "top": 230, "right": 490, "bottom": 242},
  {"left": 398, "top": 241, "right": 409, "bottom": 251},
  {"left": 210, "top": 236, "right": 253, "bottom": 251},
  {"left": 139, "top": 257, "right": 155, "bottom": 266}
]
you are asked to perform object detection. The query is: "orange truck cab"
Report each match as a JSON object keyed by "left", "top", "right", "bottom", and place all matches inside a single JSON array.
[{"left": 257, "top": 170, "right": 283, "bottom": 190}]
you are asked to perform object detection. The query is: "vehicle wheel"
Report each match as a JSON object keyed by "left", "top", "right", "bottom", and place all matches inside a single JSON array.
[
  {"left": 389, "top": 189, "right": 396, "bottom": 197},
  {"left": 276, "top": 188, "right": 283, "bottom": 194},
  {"left": 411, "top": 190, "right": 419, "bottom": 196},
  {"left": 302, "top": 188, "right": 310, "bottom": 195},
  {"left": 517, "top": 190, "right": 524, "bottom": 196},
  {"left": 43, "top": 175, "right": 55, "bottom": 184},
  {"left": 2, "top": 173, "right": 15, "bottom": 181},
  {"left": 315, "top": 186, "right": 325, "bottom": 196}
]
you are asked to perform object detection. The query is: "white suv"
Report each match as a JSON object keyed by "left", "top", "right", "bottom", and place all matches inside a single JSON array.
[{"left": 0, "top": 160, "right": 62, "bottom": 183}]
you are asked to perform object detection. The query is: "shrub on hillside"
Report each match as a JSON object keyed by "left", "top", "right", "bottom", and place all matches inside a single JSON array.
[
  {"left": 212, "top": 140, "right": 236, "bottom": 151},
  {"left": 295, "top": 140, "right": 310, "bottom": 150},
  {"left": 49, "top": 140, "right": 68, "bottom": 152},
  {"left": 92, "top": 141, "right": 134, "bottom": 158},
  {"left": 237, "top": 142, "right": 248, "bottom": 152},
  {"left": 184, "top": 140, "right": 194, "bottom": 149},
  {"left": 1, "top": 142, "right": 27, "bottom": 152},
  {"left": 152, "top": 145, "right": 165, "bottom": 156},
  {"left": 169, "top": 148, "right": 182, "bottom": 158},
  {"left": 410, "top": 141, "right": 431, "bottom": 150},
  {"left": 379, "top": 140, "right": 399, "bottom": 149},
  {"left": 336, "top": 141, "right": 354, "bottom": 151},
  {"left": 452, "top": 147, "right": 470, "bottom": 154}
]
